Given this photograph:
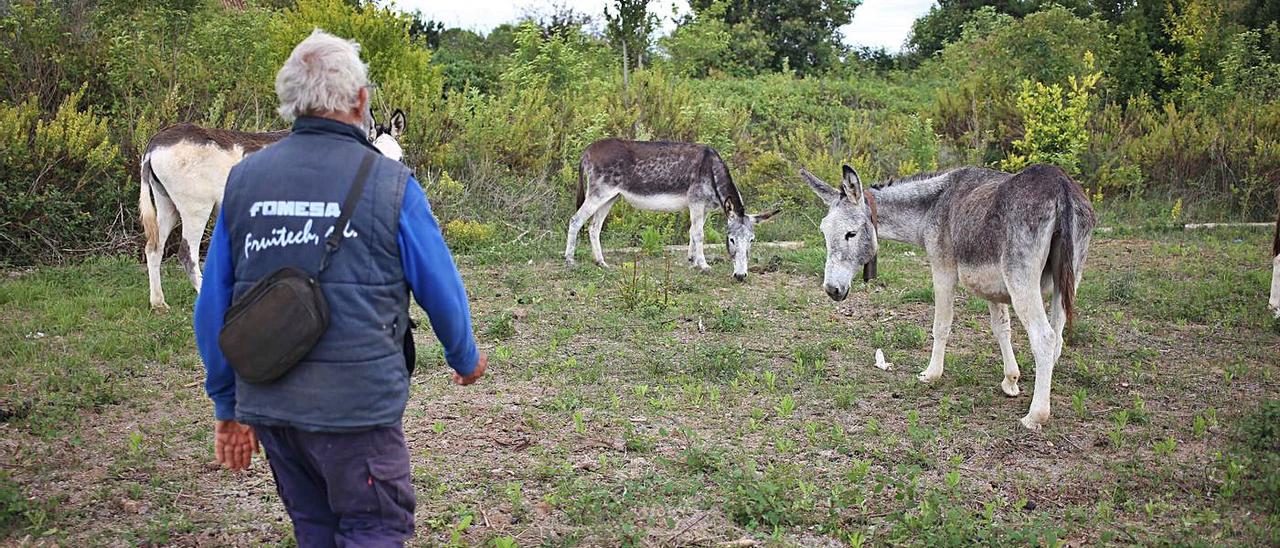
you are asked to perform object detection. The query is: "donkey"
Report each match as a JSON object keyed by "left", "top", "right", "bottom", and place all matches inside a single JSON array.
[
  {"left": 139, "top": 110, "right": 406, "bottom": 310},
  {"left": 1270, "top": 189, "right": 1279, "bottom": 318},
  {"left": 565, "top": 139, "right": 779, "bottom": 280},
  {"left": 800, "top": 164, "right": 1096, "bottom": 430}
]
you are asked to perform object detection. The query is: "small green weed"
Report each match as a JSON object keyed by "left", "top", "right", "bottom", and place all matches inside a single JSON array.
[
  {"left": 484, "top": 311, "right": 516, "bottom": 340},
  {"left": 723, "top": 464, "right": 813, "bottom": 529},
  {"left": 1071, "top": 389, "right": 1087, "bottom": 418},
  {"left": 892, "top": 324, "right": 928, "bottom": 349},
  {"left": 639, "top": 226, "right": 666, "bottom": 256},
  {"left": 775, "top": 395, "right": 796, "bottom": 418},
  {"left": 710, "top": 306, "right": 746, "bottom": 332},
  {"left": 692, "top": 344, "right": 748, "bottom": 379}
]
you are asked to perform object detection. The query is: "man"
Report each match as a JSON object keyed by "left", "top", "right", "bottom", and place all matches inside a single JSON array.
[{"left": 194, "top": 30, "right": 486, "bottom": 546}]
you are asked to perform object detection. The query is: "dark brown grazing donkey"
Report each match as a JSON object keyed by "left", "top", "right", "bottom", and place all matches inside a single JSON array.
[{"left": 565, "top": 139, "right": 778, "bottom": 280}]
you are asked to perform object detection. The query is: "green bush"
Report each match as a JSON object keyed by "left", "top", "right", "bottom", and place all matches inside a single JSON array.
[
  {"left": 1001, "top": 53, "right": 1101, "bottom": 174},
  {"left": 442, "top": 219, "right": 496, "bottom": 252},
  {"left": 931, "top": 6, "right": 1114, "bottom": 161},
  {"left": 0, "top": 88, "right": 123, "bottom": 263}
]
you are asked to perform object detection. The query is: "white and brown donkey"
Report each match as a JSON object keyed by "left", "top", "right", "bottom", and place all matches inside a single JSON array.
[
  {"left": 801, "top": 164, "right": 1096, "bottom": 429},
  {"left": 1270, "top": 189, "right": 1279, "bottom": 317},
  {"left": 139, "top": 111, "right": 406, "bottom": 310},
  {"left": 565, "top": 139, "right": 779, "bottom": 280}
]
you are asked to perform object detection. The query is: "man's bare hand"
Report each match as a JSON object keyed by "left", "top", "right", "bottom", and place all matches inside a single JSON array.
[
  {"left": 452, "top": 353, "right": 487, "bottom": 386},
  {"left": 214, "top": 419, "right": 258, "bottom": 471}
]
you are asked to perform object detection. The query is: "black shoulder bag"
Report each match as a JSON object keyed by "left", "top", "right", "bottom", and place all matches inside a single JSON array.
[{"left": 218, "top": 152, "right": 376, "bottom": 384}]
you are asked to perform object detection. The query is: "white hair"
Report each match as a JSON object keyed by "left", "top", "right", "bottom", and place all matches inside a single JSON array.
[{"left": 275, "top": 29, "right": 368, "bottom": 122}]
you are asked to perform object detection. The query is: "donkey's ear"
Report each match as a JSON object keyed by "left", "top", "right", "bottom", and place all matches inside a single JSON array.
[
  {"left": 724, "top": 196, "right": 741, "bottom": 216},
  {"left": 389, "top": 109, "right": 406, "bottom": 138},
  {"left": 841, "top": 165, "right": 863, "bottom": 202},
  {"left": 800, "top": 169, "right": 841, "bottom": 206},
  {"left": 753, "top": 208, "right": 781, "bottom": 222},
  {"left": 367, "top": 110, "right": 380, "bottom": 139}
]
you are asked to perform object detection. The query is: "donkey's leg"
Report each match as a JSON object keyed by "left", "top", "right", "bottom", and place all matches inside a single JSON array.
[
  {"left": 918, "top": 265, "right": 957, "bottom": 383},
  {"left": 989, "top": 302, "right": 1020, "bottom": 397},
  {"left": 688, "top": 204, "right": 710, "bottom": 271},
  {"left": 565, "top": 192, "right": 610, "bottom": 265},
  {"left": 1270, "top": 252, "right": 1280, "bottom": 317},
  {"left": 1048, "top": 291, "right": 1067, "bottom": 364},
  {"left": 686, "top": 210, "right": 697, "bottom": 264},
  {"left": 1008, "top": 279, "right": 1057, "bottom": 430},
  {"left": 589, "top": 196, "right": 619, "bottom": 268},
  {"left": 178, "top": 204, "right": 214, "bottom": 292},
  {"left": 146, "top": 193, "right": 180, "bottom": 311}
]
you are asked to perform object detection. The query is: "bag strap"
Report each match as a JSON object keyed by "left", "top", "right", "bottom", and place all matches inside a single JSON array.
[{"left": 319, "top": 151, "right": 376, "bottom": 273}]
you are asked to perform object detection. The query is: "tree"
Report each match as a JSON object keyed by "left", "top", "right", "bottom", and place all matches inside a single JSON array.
[
  {"left": 407, "top": 11, "right": 444, "bottom": 48},
  {"left": 520, "top": 2, "right": 592, "bottom": 40},
  {"left": 685, "top": 0, "right": 861, "bottom": 76},
  {"left": 604, "top": 0, "right": 658, "bottom": 78},
  {"left": 431, "top": 26, "right": 517, "bottom": 93},
  {"left": 906, "top": 0, "right": 1095, "bottom": 60}
]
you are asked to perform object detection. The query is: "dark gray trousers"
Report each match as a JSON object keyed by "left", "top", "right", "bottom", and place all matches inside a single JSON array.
[{"left": 256, "top": 424, "right": 415, "bottom": 547}]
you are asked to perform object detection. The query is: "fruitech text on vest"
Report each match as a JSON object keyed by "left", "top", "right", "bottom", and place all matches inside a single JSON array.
[{"left": 242, "top": 196, "right": 362, "bottom": 258}]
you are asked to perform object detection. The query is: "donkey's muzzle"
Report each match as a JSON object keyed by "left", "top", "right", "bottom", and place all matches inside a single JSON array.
[
  {"left": 824, "top": 284, "right": 848, "bottom": 301},
  {"left": 734, "top": 273, "right": 747, "bottom": 282}
]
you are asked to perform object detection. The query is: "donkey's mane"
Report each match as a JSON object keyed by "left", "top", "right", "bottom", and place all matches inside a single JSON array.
[
  {"left": 699, "top": 146, "right": 745, "bottom": 214},
  {"left": 870, "top": 168, "right": 956, "bottom": 190},
  {"left": 717, "top": 166, "right": 746, "bottom": 214}
]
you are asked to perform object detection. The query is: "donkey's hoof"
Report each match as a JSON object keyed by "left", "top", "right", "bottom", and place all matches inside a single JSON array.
[
  {"left": 151, "top": 302, "right": 170, "bottom": 313},
  {"left": 917, "top": 370, "right": 941, "bottom": 383},
  {"left": 565, "top": 258, "right": 576, "bottom": 266},
  {"left": 1019, "top": 414, "right": 1045, "bottom": 430},
  {"left": 1001, "top": 378, "right": 1020, "bottom": 397},
  {"left": 1020, "top": 409, "right": 1049, "bottom": 430},
  {"left": 594, "top": 260, "right": 610, "bottom": 268}
]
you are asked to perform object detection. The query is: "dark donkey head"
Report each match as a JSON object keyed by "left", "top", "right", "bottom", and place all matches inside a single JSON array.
[
  {"left": 800, "top": 165, "right": 878, "bottom": 301},
  {"left": 367, "top": 109, "right": 406, "bottom": 162}
]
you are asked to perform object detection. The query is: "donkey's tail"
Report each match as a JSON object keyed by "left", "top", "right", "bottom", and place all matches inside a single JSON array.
[
  {"left": 1051, "top": 178, "right": 1084, "bottom": 336},
  {"left": 139, "top": 153, "right": 160, "bottom": 247},
  {"left": 575, "top": 159, "right": 586, "bottom": 210}
]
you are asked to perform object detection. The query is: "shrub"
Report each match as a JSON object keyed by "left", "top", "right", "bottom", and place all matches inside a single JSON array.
[
  {"left": 442, "top": 219, "right": 496, "bottom": 252},
  {"left": 0, "top": 87, "right": 123, "bottom": 263},
  {"left": 932, "top": 6, "right": 1113, "bottom": 161},
  {"left": 1001, "top": 53, "right": 1101, "bottom": 174}
]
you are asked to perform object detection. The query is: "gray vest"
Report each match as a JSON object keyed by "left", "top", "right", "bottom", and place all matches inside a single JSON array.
[{"left": 222, "top": 116, "right": 412, "bottom": 431}]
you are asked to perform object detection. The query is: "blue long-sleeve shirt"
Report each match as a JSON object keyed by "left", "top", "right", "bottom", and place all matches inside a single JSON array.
[{"left": 194, "top": 176, "right": 479, "bottom": 421}]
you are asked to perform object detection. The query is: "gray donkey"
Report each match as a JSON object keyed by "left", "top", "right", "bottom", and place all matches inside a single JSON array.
[
  {"left": 800, "top": 164, "right": 1095, "bottom": 429},
  {"left": 565, "top": 139, "right": 779, "bottom": 280}
]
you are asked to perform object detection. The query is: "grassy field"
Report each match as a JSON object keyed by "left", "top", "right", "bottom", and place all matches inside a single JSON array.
[{"left": 0, "top": 223, "right": 1277, "bottom": 546}]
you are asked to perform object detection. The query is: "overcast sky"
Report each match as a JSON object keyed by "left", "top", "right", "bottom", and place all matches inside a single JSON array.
[{"left": 395, "top": 0, "right": 936, "bottom": 53}]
